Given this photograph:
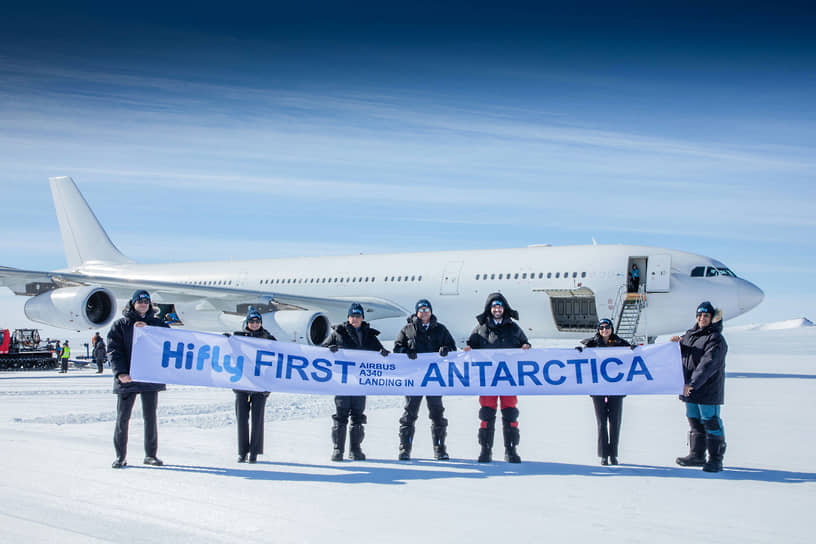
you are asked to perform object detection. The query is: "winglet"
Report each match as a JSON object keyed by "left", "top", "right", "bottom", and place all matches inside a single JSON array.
[{"left": 49, "top": 176, "right": 133, "bottom": 268}]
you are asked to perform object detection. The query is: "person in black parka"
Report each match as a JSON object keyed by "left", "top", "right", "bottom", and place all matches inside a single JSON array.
[
  {"left": 107, "top": 290, "right": 169, "bottom": 469},
  {"left": 579, "top": 318, "right": 631, "bottom": 466},
  {"left": 671, "top": 301, "right": 728, "bottom": 473},
  {"left": 93, "top": 332, "right": 106, "bottom": 373},
  {"left": 232, "top": 308, "right": 276, "bottom": 463},
  {"left": 323, "top": 302, "right": 389, "bottom": 461},
  {"left": 393, "top": 299, "right": 457, "bottom": 461},
  {"left": 463, "top": 293, "right": 531, "bottom": 463}
]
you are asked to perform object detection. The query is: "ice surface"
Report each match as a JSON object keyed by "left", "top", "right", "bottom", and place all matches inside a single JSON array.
[{"left": 0, "top": 325, "right": 814, "bottom": 543}]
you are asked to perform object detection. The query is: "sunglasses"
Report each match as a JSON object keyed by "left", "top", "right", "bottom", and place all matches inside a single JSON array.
[
  {"left": 247, "top": 318, "right": 261, "bottom": 323},
  {"left": 417, "top": 307, "right": 431, "bottom": 313},
  {"left": 696, "top": 312, "right": 711, "bottom": 317},
  {"left": 598, "top": 324, "right": 611, "bottom": 330},
  {"left": 134, "top": 298, "right": 151, "bottom": 304}
]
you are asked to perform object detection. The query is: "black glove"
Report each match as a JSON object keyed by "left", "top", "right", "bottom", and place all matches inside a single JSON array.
[
  {"left": 631, "top": 345, "right": 637, "bottom": 350},
  {"left": 328, "top": 345, "right": 339, "bottom": 353},
  {"left": 575, "top": 346, "right": 583, "bottom": 352},
  {"left": 438, "top": 347, "right": 449, "bottom": 357},
  {"left": 223, "top": 332, "right": 231, "bottom": 337},
  {"left": 380, "top": 348, "right": 390, "bottom": 357},
  {"left": 407, "top": 350, "right": 417, "bottom": 360}
]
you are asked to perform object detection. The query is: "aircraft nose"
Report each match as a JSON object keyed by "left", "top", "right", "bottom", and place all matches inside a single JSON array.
[{"left": 738, "top": 280, "right": 764, "bottom": 313}]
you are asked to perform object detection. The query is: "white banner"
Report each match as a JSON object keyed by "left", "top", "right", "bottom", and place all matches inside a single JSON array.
[{"left": 131, "top": 326, "right": 684, "bottom": 396}]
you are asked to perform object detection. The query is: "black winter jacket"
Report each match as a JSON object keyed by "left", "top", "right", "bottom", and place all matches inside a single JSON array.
[
  {"left": 107, "top": 304, "right": 169, "bottom": 394},
  {"left": 678, "top": 315, "right": 728, "bottom": 405},
  {"left": 467, "top": 292, "right": 529, "bottom": 349},
  {"left": 322, "top": 321, "right": 384, "bottom": 352},
  {"left": 393, "top": 315, "right": 457, "bottom": 355},
  {"left": 233, "top": 326, "right": 276, "bottom": 396},
  {"left": 93, "top": 338, "right": 107, "bottom": 361}
]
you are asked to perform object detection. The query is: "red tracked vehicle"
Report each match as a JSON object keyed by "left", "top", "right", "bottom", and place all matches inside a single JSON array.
[{"left": 0, "top": 328, "right": 57, "bottom": 370}]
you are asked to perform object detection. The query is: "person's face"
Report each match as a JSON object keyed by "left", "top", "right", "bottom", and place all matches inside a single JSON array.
[
  {"left": 598, "top": 323, "right": 612, "bottom": 338},
  {"left": 247, "top": 318, "right": 261, "bottom": 331},
  {"left": 134, "top": 299, "right": 150, "bottom": 314},
  {"left": 696, "top": 312, "right": 711, "bottom": 328},
  {"left": 417, "top": 306, "right": 432, "bottom": 324},
  {"left": 348, "top": 314, "right": 363, "bottom": 327},
  {"left": 491, "top": 303, "right": 504, "bottom": 319}
]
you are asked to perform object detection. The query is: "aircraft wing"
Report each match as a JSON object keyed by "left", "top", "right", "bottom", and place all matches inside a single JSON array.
[{"left": 0, "top": 266, "right": 408, "bottom": 322}]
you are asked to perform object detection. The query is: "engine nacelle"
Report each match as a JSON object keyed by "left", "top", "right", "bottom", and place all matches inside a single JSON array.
[
  {"left": 24, "top": 286, "right": 117, "bottom": 330},
  {"left": 263, "top": 310, "right": 331, "bottom": 345}
]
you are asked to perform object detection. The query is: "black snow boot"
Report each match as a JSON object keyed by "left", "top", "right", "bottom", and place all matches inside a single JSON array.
[
  {"left": 349, "top": 424, "right": 366, "bottom": 461},
  {"left": 398, "top": 424, "right": 414, "bottom": 461},
  {"left": 331, "top": 424, "right": 346, "bottom": 462},
  {"left": 702, "top": 436, "right": 726, "bottom": 473},
  {"left": 432, "top": 425, "right": 449, "bottom": 460},
  {"left": 676, "top": 418, "right": 707, "bottom": 467},
  {"left": 477, "top": 427, "right": 494, "bottom": 463},
  {"left": 503, "top": 426, "right": 521, "bottom": 463}
]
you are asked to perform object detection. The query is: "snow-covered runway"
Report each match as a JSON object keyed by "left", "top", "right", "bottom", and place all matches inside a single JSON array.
[{"left": 1, "top": 326, "right": 814, "bottom": 543}]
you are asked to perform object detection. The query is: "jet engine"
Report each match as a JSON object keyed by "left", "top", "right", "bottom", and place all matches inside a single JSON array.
[
  {"left": 24, "top": 286, "right": 117, "bottom": 330},
  {"left": 264, "top": 310, "right": 331, "bottom": 345}
]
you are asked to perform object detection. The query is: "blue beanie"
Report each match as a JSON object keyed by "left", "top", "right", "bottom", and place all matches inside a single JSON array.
[
  {"left": 598, "top": 318, "right": 613, "bottom": 328},
  {"left": 348, "top": 302, "right": 364, "bottom": 318},
  {"left": 131, "top": 290, "right": 151, "bottom": 305},
  {"left": 415, "top": 299, "right": 432, "bottom": 313},
  {"left": 696, "top": 301, "right": 715, "bottom": 315},
  {"left": 246, "top": 308, "right": 262, "bottom": 322}
]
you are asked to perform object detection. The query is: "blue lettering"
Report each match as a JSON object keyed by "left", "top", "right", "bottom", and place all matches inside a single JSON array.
[
  {"left": 490, "top": 361, "right": 516, "bottom": 387},
  {"left": 311, "top": 358, "right": 332, "bottom": 382},
  {"left": 601, "top": 358, "right": 624, "bottom": 382},
  {"left": 222, "top": 354, "right": 244, "bottom": 382},
  {"left": 567, "top": 358, "right": 588, "bottom": 384},
  {"left": 589, "top": 358, "right": 599, "bottom": 383},
  {"left": 184, "top": 343, "right": 195, "bottom": 369},
  {"left": 517, "top": 361, "right": 541, "bottom": 386},
  {"left": 161, "top": 341, "right": 184, "bottom": 369},
  {"left": 448, "top": 362, "right": 469, "bottom": 387},
  {"left": 195, "top": 345, "right": 211, "bottom": 370},
  {"left": 286, "top": 355, "right": 309, "bottom": 380},
  {"left": 626, "top": 356, "right": 653, "bottom": 381},
  {"left": 254, "top": 350, "right": 276, "bottom": 377},
  {"left": 421, "top": 363, "right": 446, "bottom": 387},
  {"left": 211, "top": 346, "right": 223, "bottom": 372},
  {"left": 334, "top": 360, "right": 355, "bottom": 384},
  {"left": 543, "top": 359, "right": 566, "bottom": 385},
  {"left": 471, "top": 361, "right": 492, "bottom": 387}
]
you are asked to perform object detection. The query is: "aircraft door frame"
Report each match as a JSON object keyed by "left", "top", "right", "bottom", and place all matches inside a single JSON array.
[{"left": 440, "top": 261, "right": 463, "bottom": 295}]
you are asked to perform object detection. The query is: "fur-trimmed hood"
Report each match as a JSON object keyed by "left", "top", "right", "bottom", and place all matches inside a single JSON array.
[{"left": 476, "top": 292, "right": 519, "bottom": 325}]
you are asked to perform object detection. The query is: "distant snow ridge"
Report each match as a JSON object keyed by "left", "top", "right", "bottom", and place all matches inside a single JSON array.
[{"left": 729, "top": 317, "right": 814, "bottom": 332}]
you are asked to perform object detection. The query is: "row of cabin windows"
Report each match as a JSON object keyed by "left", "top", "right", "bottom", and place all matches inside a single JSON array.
[
  {"left": 258, "top": 275, "right": 423, "bottom": 286},
  {"left": 475, "top": 271, "right": 587, "bottom": 280},
  {"left": 186, "top": 280, "right": 233, "bottom": 286}
]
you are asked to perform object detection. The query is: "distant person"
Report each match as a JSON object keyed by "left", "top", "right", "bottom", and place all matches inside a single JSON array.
[
  {"left": 630, "top": 264, "right": 640, "bottom": 293},
  {"left": 393, "top": 299, "right": 457, "bottom": 461},
  {"left": 108, "top": 290, "right": 169, "bottom": 469},
  {"left": 232, "top": 308, "right": 275, "bottom": 463},
  {"left": 323, "top": 303, "right": 389, "bottom": 461},
  {"left": 54, "top": 341, "right": 62, "bottom": 372},
  {"left": 164, "top": 312, "right": 180, "bottom": 325},
  {"left": 463, "top": 293, "right": 531, "bottom": 463},
  {"left": 60, "top": 340, "right": 71, "bottom": 373},
  {"left": 93, "top": 333, "right": 106, "bottom": 373},
  {"left": 578, "top": 318, "right": 631, "bottom": 466},
  {"left": 671, "top": 301, "right": 728, "bottom": 473}
]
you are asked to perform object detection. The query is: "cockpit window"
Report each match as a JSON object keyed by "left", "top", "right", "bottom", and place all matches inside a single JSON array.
[
  {"left": 691, "top": 266, "right": 737, "bottom": 278},
  {"left": 690, "top": 266, "right": 706, "bottom": 277},
  {"left": 706, "top": 267, "right": 719, "bottom": 277},
  {"left": 717, "top": 267, "right": 737, "bottom": 277}
]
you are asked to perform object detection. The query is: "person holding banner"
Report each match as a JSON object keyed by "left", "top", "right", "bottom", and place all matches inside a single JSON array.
[
  {"left": 463, "top": 293, "right": 531, "bottom": 463},
  {"left": 232, "top": 308, "right": 276, "bottom": 463},
  {"left": 108, "top": 290, "right": 169, "bottom": 469},
  {"left": 671, "top": 301, "right": 728, "bottom": 473},
  {"left": 579, "top": 318, "right": 631, "bottom": 466},
  {"left": 324, "top": 302, "right": 389, "bottom": 461},
  {"left": 393, "top": 299, "right": 457, "bottom": 461}
]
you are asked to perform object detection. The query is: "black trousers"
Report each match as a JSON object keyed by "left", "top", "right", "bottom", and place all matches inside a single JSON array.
[
  {"left": 60, "top": 357, "right": 69, "bottom": 372},
  {"left": 400, "top": 396, "right": 446, "bottom": 428},
  {"left": 333, "top": 396, "right": 366, "bottom": 426},
  {"left": 592, "top": 395, "right": 623, "bottom": 457},
  {"left": 95, "top": 356, "right": 105, "bottom": 372},
  {"left": 235, "top": 391, "right": 268, "bottom": 456},
  {"left": 114, "top": 391, "right": 159, "bottom": 460}
]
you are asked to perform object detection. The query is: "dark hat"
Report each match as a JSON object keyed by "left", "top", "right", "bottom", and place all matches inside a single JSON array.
[
  {"left": 131, "top": 289, "right": 151, "bottom": 304},
  {"left": 246, "top": 308, "right": 262, "bottom": 323},
  {"left": 696, "top": 301, "right": 715, "bottom": 315},
  {"left": 415, "top": 299, "right": 432, "bottom": 313},
  {"left": 491, "top": 299, "right": 504, "bottom": 307},
  {"left": 348, "top": 302, "right": 364, "bottom": 318},
  {"left": 598, "top": 318, "right": 613, "bottom": 328}
]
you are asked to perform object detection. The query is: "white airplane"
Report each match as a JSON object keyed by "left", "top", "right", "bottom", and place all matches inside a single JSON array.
[{"left": 0, "top": 177, "right": 763, "bottom": 345}]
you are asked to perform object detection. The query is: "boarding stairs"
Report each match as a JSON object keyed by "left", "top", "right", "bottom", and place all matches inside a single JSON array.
[{"left": 612, "top": 285, "right": 648, "bottom": 345}]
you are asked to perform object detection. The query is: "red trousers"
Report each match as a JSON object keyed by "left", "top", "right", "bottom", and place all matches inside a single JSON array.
[{"left": 479, "top": 396, "right": 518, "bottom": 428}]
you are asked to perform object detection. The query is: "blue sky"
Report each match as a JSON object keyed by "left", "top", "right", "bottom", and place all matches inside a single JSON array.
[{"left": 0, "top": 2, "right": 814, "bottom": 323}]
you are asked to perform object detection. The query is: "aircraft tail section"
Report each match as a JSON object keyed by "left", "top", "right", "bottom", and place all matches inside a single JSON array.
[{"left": 49, "top": 176, "right": 133, "bottom": 268}]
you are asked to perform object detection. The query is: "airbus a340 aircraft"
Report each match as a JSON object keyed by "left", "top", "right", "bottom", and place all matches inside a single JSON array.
[{"left": 0, "top": 177, "right": 763, "bottom": 345}]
